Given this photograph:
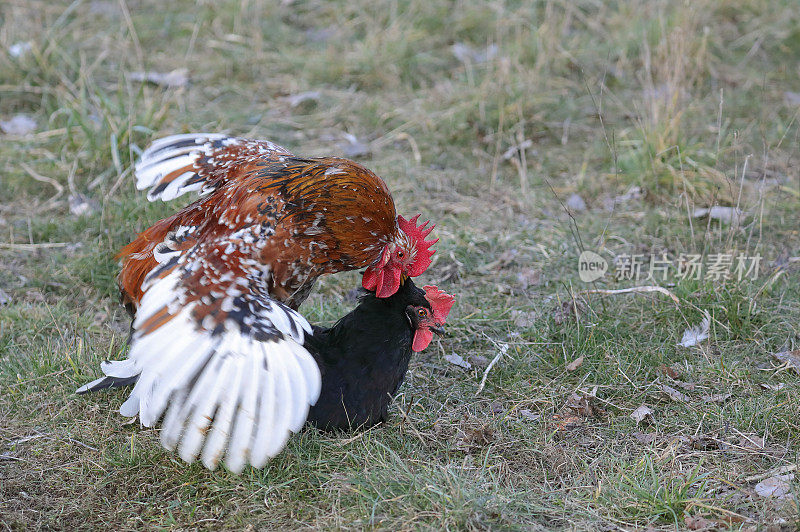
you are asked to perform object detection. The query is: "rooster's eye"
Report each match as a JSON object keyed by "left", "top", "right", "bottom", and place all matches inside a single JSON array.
[
  {"left": 418, "top": 308, "right": 427, "bottom": 317},
  {"left": 397, "top": 250, "right": 404, "bottom": 258}
]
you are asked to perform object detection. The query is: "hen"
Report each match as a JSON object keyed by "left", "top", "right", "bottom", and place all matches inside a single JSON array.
[
  {"left": 77, "top": 280, "right": 454, "bottom": 472},
  {"left": 307, "top": 280, "right": 454, "bottom": 431}
]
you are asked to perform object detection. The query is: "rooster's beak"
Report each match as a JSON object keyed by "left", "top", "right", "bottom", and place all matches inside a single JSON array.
[
  {"left": 400, "top": 274, "right": 408, "bottom": 285},
  {"left": 430, "top": 325, "right": 445, "bottom": 336}
]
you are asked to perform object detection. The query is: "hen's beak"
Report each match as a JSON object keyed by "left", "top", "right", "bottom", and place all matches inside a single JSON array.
[{"left": 430, "top": 325, "right": 445, "bottom": 336}]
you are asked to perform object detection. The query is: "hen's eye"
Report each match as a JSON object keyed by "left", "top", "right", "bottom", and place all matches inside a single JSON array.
[{"left": 397, "top": 250, "right": 404, "bottom": 258}]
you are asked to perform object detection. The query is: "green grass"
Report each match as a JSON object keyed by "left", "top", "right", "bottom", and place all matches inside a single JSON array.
[{"left": 2, "top": 0, "right": 799, "bottom": 529}]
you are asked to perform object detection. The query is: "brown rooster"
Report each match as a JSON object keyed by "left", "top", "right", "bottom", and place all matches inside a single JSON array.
[
  {"left": 119, "top": 134, "right": 437, "bottom": 309},
  {"left": 77, "top": 133, "right": 441, "bottom": 472}
]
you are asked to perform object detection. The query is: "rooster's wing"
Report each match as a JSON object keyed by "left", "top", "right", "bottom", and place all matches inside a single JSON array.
[{"left": 88, "top": 225, "right": 322, "bottom": 473}]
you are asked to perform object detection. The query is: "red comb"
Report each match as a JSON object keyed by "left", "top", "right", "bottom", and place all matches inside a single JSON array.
[
  {"left": 423, "top": 285, "right": 455, "bottom": 325},
  {"left": 398, "top": 214, "right": 438, "bottom": 276}
]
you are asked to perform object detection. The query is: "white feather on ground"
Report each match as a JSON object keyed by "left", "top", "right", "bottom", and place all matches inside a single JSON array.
[{"left": 677, "top": 311, "right": 711, "bottom": 348}]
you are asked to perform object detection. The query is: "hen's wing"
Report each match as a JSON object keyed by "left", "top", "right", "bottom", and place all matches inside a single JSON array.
[
  {"left": 87, "top": 225, "right": 321, "bottom": 473},
  {"left": 135, "top": 134, "right": 293, "bottom": 202}
]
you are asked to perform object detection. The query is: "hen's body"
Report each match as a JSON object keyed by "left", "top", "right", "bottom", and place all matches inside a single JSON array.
[{"left": 306, "top": 280, "right": 426, "bottom": 430}]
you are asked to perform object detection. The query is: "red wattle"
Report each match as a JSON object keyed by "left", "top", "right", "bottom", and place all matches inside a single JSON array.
[
  {"left": 412, "top": 329, "right": 433, "bottom": 352},
  {"left": 375, "top": 267, "right": 401, "bottom": 298}
]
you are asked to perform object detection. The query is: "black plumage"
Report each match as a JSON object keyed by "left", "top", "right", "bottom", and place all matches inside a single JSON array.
[{"left": 306, "top": 279, "right": 437, "bottom": 431}]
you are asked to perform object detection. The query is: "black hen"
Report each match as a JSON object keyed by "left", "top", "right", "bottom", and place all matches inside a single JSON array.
[{"left": 306, "top": 279, "right": 453, "bottom": 431}]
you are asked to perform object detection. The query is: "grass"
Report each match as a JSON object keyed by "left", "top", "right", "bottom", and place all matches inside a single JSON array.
[{"left": 1, "top": 0, "right": 799, "bottom": 529}]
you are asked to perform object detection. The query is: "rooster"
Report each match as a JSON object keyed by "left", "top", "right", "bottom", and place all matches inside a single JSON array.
[
  {"left": 77, "top": 280, "right": 454, "bottom": 473},
  {"left": 119, "top": 133, "right": 438, "bottom": 309}
]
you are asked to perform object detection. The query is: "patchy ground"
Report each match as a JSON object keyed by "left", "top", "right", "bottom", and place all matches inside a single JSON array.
[{"left": 1, "top": 0, "right": 799, "bottom": 529}]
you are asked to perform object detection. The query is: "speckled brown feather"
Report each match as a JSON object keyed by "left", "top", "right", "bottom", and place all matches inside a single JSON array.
[{"left": 119, "top": 140, "right": 400, "bottom": 316}]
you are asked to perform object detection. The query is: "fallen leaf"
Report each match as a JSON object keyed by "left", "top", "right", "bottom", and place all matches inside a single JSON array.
[
  {"left": 518, "top": 409, "right": 539, "bottom": 421},
  {"left": 553, "top": 300, "right": 583, "bottom": 326},
  {"left": 754, "top": 474, "right": 795, "bottom": 500},
  {"left": 771, "top": 350, "right": 800, "bottom": 374},
  {"left": 746, "top": 464, "right": 796, "bottom": 482},
  {"left": 552, "top": 414, "right": 584, "bottom": 431},
  {"left": 659, "top": 364, "right": 680, "bottom": 379},
  {"left": 660, "top": 383, "right": 690, "bottom": 402},
  {"left": 630, "top": 405, "right": 654, "bottom": 424},
  {"left": 564, "top": 391, "right": 604, "bottom": 418},
  {"left": 129, "top": 68, "right": 189, "bottom": 88},
  {"left": 444, "top": 352, "right": 471, "bottom": 369},
  {"left": 469, "top": 355, "right": 490, "bottom": 368},
  {"left": 701, "top": 393, "right": 732, "bottom": 403},
  {"left": 459, "top": 425, "right": 496, "bottom": 449},
  {"left": 678, "top": 311, "right": 710, "bottom": 347},
  {"left": 671, "top": 380, "right": 696, "bottom": 392},
  {"left": 738, "top": 435, "right": 766, "bottom": 452},
  {"left": 692, "top": 206, "right": 746, "bottom": 224},
  {"left": 566, "top": 356, "right": 584, "bottom": 372},
  {"left": 684, "top": 515, "right": 717, "bottom": 530},
  {"left": 0, "top": 114, "right": 37, "bottom": 135},
  {"left": 760, "top": 382, "right": 785, "bottom": 391},
  {"left": 633, "top": 431, "right": 658, "bottom": 444}
]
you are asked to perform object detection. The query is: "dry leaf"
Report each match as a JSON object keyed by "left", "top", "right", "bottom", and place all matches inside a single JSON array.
[
  {"left": 444, "top": 352, "right": 471, "bottom": 369},
  {"left": 129, "top": 68, "right": 189, "bottom": 88},
  {"left": 660, "top": 383, "right": 690, "bottom": 402},
  {"left": 469, "top": 355, "right": 490, "bottom": 368},
  {"left": 754, "top": 474, "right": 795, "bottom": 500},
  {"left": 771, "top": 350, "right": 800, "bottom": 374},
  {"left": 631, "top": 405, "right": 654, "bottom": 424},
  {"left": 566, "top": 356, "right": 584, "bottom": 372},
  {"left": 564, "top": 391, "right": 604, "bottom": 418},
  {"left": 684, "top": 515, "right": 720, "bottom": 530},
  {"left": 518, "top": 409, "right": 539, "bottom": 421},
  {"left": 671, "top": 380, "right": 696, "bottom": 392},
  {"left": 553, "top": 300, "right": 583, "bottom": 325},
  {"left": 633, "top": 432, "right": 658, "bottom": 444},
  {"left": 701, "top": 393, "right": 732, "bottom": 403},
  {"left": 659, "top": 364, "right": 680, "bottom": 379},
  {"left": 760, "top": 382, "right": 785, "bottom": 391},
  {"left": 678, "top": 311, "right": 710, "bottom": 347}
]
